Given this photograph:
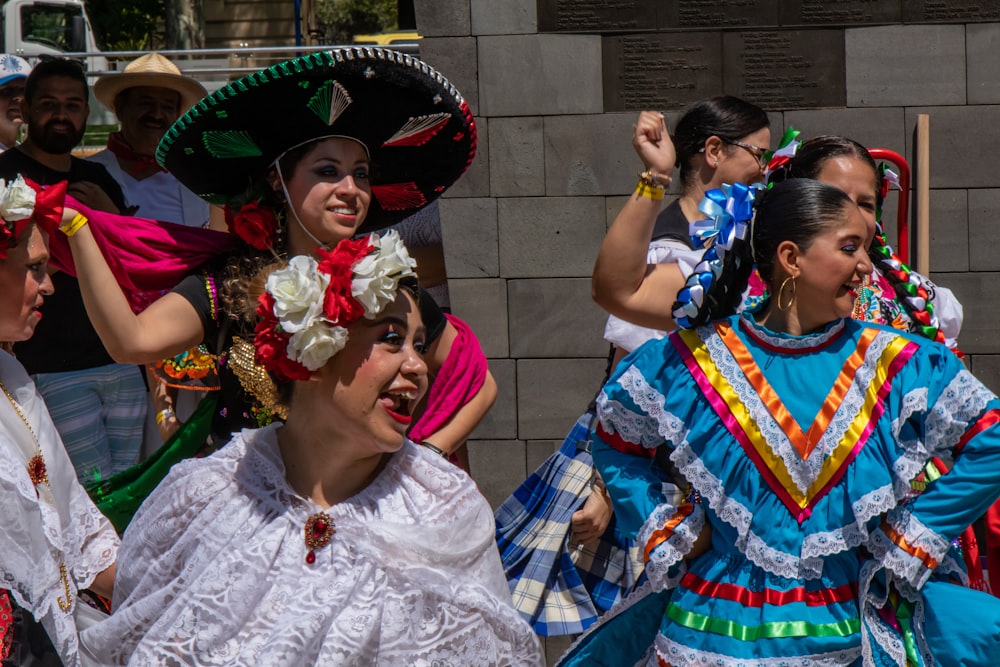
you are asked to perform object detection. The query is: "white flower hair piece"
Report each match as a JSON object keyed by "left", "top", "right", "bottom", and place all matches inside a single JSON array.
[{"left": 254, "top": 229, "right": 418, "bottom": 381}]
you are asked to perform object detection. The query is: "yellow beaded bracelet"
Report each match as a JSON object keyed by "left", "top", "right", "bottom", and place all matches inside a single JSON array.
[
  {"left": 635, "top": 181, "right": 665, "bottom": 201},
  {"left": 155, "top": 408, "right": 175, "bottom": 426},
  {"left": 638, "top": 170, "right": 672, "bottom": 188},
  {"left": 59, "top": 213, "right": 89, "bottom": 237}
]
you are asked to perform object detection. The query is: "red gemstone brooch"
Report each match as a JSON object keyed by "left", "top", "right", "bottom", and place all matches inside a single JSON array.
[
  {"left": 304, "top": 512, "right": 335, "bottom": 564},
  {"left": 27, "top": 453, "right": 48, "bottom": 487}
]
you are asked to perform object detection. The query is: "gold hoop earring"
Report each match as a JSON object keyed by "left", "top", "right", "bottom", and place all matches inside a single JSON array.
[{"left": 776, "top": 276, "right": 796, "bottom": 311}]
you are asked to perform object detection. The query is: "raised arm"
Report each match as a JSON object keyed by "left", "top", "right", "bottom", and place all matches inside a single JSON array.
[
  {"left": 592, "top": 111, "right": 689, "bottom": 331},
  {"left": 60, "top": 209, "right": 206, "bottom": 364}
]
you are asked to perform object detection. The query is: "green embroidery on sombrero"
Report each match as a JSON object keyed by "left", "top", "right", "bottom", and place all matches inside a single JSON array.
[
  {"left": 184, "top": 147, "right": 194, "bottom": 155},
  {"left": 215, "top": 110, "right": 228, "bottom": 119},
  {"left": 202, "top": 130, "right": 263, "bottom": 158},
  {"left": 307, "top": 80, "right": 352, "bottom": 126}
]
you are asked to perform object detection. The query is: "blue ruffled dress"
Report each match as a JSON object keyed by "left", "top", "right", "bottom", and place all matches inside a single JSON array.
[{"left": 558, "top": 314, "right": 1000, "bottom": 666}]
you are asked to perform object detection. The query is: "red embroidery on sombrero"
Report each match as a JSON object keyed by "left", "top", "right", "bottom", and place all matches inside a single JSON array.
[
  {"left": 371, "top": 183, "right": 427, "bottom": 211},
  {"left": 382, "top": 113, "right": 451, "bottom": 147}
]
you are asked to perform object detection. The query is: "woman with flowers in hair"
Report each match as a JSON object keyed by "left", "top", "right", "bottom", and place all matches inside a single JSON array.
[
  {"left": 559, "top": 178, "right": 1000, "bottom": 667},
  {"left": 36, "top": 49, "right": 493, "bottom": 528},
  {"left": 0, "top": 176, "right": 119, "bottom": 666},
  {"left": 79, "top": 233, "right": 543, "bottom": 665}
]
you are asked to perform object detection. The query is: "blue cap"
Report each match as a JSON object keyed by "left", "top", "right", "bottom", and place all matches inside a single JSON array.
[{"left": 0, "top": 55, "right": 30, "bottom": 87}]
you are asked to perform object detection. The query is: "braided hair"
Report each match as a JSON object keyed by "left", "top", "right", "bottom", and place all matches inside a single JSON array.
[
  {"left": 773, "top": 136, "right": 947, "bottom": 344},
  {"left": 673, "top": 96, "right": 769, "bottom": 189},
  {"left": 672, "top": 180, "right": 855, "bottom": 328}
]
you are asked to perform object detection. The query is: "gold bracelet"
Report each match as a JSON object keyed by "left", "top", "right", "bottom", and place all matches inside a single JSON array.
[
  {"left": 59, "top": 213, "right": 89, "bottom": 237},
  {"left": 635, "top": 181, "right": 665, "bottom": 201},
  {"left": 638, "top": 170, "right": 671, "bottom": 188}
]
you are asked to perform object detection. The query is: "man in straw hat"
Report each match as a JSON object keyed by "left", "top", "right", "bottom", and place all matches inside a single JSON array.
[
  {"left": 91, "top": 54, "right": 213, "bottom": 451},
  {"left": 90, "top": 52, "right": 209, "bottom": 228}
]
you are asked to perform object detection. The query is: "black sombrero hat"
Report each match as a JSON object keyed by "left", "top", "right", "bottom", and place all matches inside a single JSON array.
[{"left": 156, "top": 47, "right": 476, "bottom": 234}]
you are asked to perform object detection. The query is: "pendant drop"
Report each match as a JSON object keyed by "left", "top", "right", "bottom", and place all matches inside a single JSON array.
[{"left": 303, "top": 512, "right": 335, "bottom": 564}]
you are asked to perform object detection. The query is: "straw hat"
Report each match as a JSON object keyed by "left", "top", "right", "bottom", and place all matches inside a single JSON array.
[
  {"left": 157, "top": 47, "right": 476, "bottom": 234},
  {"left": 94, "top": 53, "right": 207, "bottom": 113}
]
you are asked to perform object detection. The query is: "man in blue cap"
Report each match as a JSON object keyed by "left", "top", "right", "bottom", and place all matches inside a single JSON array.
[{"left": 0, "top": 54, "right": 30, "bottom": 150}]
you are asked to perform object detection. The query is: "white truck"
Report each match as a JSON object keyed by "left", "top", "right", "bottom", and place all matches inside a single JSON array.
[{"left": 1, "top": 0, "right": 106, "bottom": 71}]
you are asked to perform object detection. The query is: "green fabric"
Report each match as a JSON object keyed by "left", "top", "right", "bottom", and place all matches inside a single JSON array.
[
  {"left": 85, "top": 394, "right": 217, "bottom": 534},
  {"left": 665, "top": 603, "right": 860, "bottom": 640}
]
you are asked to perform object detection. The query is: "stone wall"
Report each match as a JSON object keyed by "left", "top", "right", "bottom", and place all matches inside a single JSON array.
[{"left": 413, "top": 3, "right": 1000, "bottom": 508}]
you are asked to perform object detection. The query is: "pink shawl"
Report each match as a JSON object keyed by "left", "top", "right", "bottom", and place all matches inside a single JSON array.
[
  {"left": 47, "top": 197, "right": 238, "bottom": 312},
  {"left": 409, "top": 313, "right": 488, "bottom": 443}
]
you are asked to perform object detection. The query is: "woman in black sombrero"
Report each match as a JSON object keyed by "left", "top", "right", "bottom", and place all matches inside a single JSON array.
[{"left": 47, "top": 48, "right": 492, "bottom": 488}]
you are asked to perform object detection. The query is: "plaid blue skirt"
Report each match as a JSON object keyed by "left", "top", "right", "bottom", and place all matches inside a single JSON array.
[{"left": 495, "top": 412, "right": 642, "bottom": 636}]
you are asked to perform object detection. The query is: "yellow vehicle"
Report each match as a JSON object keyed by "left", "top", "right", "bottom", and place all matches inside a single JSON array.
[{"left": 352, "top": 30, "right": 421, "bottom": 46}]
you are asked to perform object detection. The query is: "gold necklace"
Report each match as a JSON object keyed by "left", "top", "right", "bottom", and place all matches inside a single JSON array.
[{"left": 0, "top": 378, "right": 73, "bottom": 611}]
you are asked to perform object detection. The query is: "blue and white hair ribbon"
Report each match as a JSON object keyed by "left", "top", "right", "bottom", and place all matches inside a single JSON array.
[{"left": 672, "top": 182, "right": 762, "bottom": 329}]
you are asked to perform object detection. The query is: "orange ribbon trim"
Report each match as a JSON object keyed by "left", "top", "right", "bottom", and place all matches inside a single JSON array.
[
  {"left": 644, "top": 502, "right": 694, "bottom": 564},
  {"left": 883, "top": 522, "right": 939, "bottom": 570}
]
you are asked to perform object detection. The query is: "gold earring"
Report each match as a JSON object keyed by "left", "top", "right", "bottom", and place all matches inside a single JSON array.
[{"left": 776, "top": 276, "right": 796, "bottom": 311}]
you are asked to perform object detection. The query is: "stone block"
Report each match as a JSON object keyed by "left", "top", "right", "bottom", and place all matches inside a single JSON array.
[
  {"left": 846, "top": 25, "right": 965, "bottom": 107},
  {"left": 498, "top": 197, "right": 606, "bottom": 278},
  {"left": 414, "top": 0, "right": 470, "bottom": 37},
  {"left": 445, "top": 116, "right": 490, "bottom": 198},
  {"left": 448, "top": 278, "right": 509, "bottom": 358},
  {"left": 508, "top": 278, "right": 610, "bottom": 358},
  {"left": 969, "top": 354, "right": 1000, "bottom": 396},
  {"left": 418, "top": 37, "right": 479, "bottom": 115},
  {"left": 479, "top": 35, "right": 603, "bottom": 116},
  {"left": 526, "top": 440, "right": 561, "bottom": 473},
  {"left": 928, "top": 189, "right": 968, "bottom": 273},
  {"left": 439, "top": 198, "right": 499, "bottom": 278},
  {"left": 904, "top": 107, "right": 1000, "bottom": 189},
  {"left": 781, "top": 107, "right": 906, "bottom": 155},
  {"left": 489, "top": 117, "right": 545, "bottom": 197},
  {"left": 968, "top": 24, "right": 1000, "bottom": 104},
  {"left": 970, "top": 189, "right": 1000, "bottom": 271},
  {"left": 468, "top": 439, "right": 525, "bottom": 509},
  {"left": 517, "top": 358, "right": 607, "bottom": 440},
  {"left": 471, "top": 358, "right": 518, "bottom": 440},
  {"left": 544, "top": 113, "right": 637, "bottom": 196},
  {"left": 470, "top": 0, "right": 536, "bottom": 35},
  {"left": 934, "top": 272, "right": 1000, "bottom": 354}
]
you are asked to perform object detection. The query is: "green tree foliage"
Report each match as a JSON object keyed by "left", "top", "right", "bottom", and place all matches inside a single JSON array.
[
  {"left": 315, "top": 0, "right": 397, "bottom": 43},
  {"left": 86, "top": 0, "right": 165, "bottom": 50}
]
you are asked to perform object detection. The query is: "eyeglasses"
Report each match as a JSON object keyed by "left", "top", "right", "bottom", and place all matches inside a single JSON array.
[{"left": 723, "top": 138, "right": 769, "bottom": 169}]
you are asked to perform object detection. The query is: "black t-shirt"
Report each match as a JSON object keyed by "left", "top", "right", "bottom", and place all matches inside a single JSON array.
[
  {"left": 4, "top": 148, "right": 128, "bottom": 373},
  {"left": 172, "top": 261, "right": 448, "bottom": 440},
  {"left": 651, "top": 199, "right": 695, "bottom": 249}
]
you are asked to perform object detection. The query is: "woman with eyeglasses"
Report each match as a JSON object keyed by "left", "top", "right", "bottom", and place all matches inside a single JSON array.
[{"left": 495, "top": 96, "right": 770, "bottom": 637}]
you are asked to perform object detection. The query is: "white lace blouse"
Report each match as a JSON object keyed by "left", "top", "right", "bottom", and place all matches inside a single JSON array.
[
  {"left": 0, "top": 350, "right": 119, "bottom": 667},
  {"left": 82, "top": 424, "right": 543, "bottom": 666}
]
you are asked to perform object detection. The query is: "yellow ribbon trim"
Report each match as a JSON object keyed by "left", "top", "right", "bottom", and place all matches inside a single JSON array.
[{"left": 680, "top": 325, "right": 911, "bottom": 509}]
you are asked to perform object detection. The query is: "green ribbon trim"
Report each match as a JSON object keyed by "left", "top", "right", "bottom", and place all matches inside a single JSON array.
[
  {"left": 894, "top": 597, "right": 920, "bottom": 666},
  {"left": 665, "top": 603, "right": 860, "bottom": 641}
]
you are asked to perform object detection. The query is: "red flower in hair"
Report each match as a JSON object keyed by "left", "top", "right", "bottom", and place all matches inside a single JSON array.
[
  {"left": 253, "top": 293, "right": 311, "bottom": 382},
  {"left": 316, "top": 237, "right": 372, "bottom": 324},
  {"left": 225, "top": 201, "right": 278, "bottom": 250}
]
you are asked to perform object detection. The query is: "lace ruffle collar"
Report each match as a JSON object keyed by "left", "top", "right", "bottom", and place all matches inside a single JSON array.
[{"left": 738, "top": 314, "right": 847, "bottom": 354}]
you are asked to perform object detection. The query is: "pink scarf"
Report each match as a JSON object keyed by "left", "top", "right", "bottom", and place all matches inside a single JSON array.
[
  {"left": 409, "top": 313, "right": 487, "bottom": 443},
  {"left": 47, "top": 197, "right": 238, "bottom": 312}
]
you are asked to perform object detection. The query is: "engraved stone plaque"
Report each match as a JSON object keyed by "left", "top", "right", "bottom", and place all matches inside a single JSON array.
[
  {"left": 903, "top": 0, "right": 1000, "bottom": 22},
  {"left": 659, "top": 0, "right": 779, "bottom": 30},
  {"left": 780, "top": 0, "right": 901, "bottom": 26},
  {"left": 722, "top": 30, "right": 846, "bottom": 109},
  {"left": 603, "top": 33, "right": 724, "bottom": 112},
  {"left": 537, "top": 0, "right": 657, "bottom": 33}
]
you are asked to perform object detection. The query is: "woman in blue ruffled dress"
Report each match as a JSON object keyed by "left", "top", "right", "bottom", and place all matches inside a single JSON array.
[{"left": 557, "top": 178, "right": 1000, "bottom": 666}]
